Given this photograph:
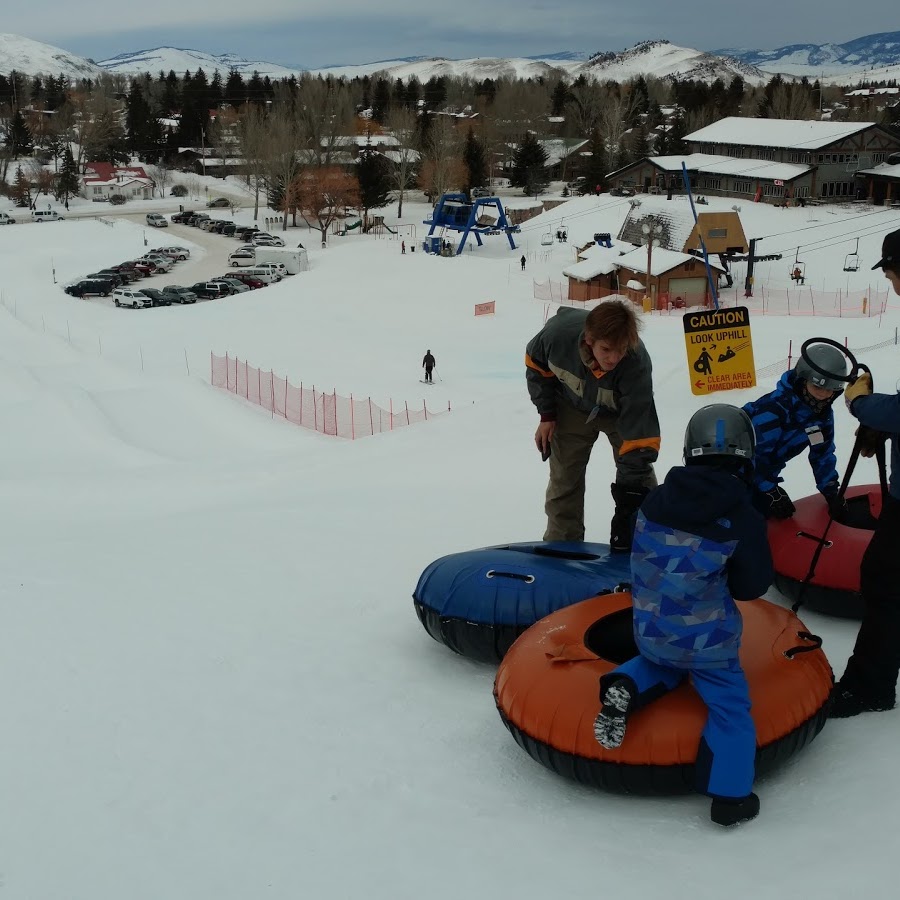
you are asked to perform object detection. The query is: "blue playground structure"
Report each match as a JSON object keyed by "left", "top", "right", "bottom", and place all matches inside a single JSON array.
[{"left": 422, "top": 193, "right": 520, "bottom": 255}]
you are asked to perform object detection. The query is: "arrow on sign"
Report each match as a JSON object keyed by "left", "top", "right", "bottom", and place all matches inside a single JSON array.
[{"left": 695, "top": 380, "right": 704, "bottom": 390}]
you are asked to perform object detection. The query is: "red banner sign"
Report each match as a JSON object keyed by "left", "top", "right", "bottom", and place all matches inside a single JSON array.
[{"left": 474, "top": 301, "right": 496, "bottom": 316}]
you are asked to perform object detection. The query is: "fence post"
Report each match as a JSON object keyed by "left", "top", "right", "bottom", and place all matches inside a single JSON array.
[
  {"left": 313, "top": 385, "right": 318, "bottom": 432},
  {"left": 369, "top": 398, "right": 374, "bottom": 436},
  {"left": 333, "top": 389, "right": 338, "bottom": 436},
  {"left": 350, "top": 393, "right": 355, "bottom": 440},
  {"left": 210, "top": 351, "right": 213, "bottom": 384},
  {"left": 423, "top": 399, "right": 427, "bottom": 420},
  {"left": 390, "top": 398, "right": 393, "bottom": 431},
  {"left": 405, "top": 401, "right": 410, "bottom": 425},
  {"left": 787, "top": 340, "right": 792, "bottom": 371}
]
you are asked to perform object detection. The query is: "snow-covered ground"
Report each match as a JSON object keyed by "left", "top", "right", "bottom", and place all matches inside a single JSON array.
[{"left": 1, "top": 186, "right": 900, "bottom": 898}]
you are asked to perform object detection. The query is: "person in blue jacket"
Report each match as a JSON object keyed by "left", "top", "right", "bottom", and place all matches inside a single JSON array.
[
  {"left": 831, "top": 228, "right": 900, "bottom": 718},
  {"left": 593, "top": 404, "right": 773, "bottom": 827},
  {"left": 741, "top": 342, "right": 848, "bottom": 520}
]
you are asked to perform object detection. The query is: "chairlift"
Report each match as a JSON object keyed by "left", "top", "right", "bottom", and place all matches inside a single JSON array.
[
  {"left": 541, "top": 231, "right": 554, "bottom": 246},
  {"left": 843, "top": 237, "right": 860, "bottom": 273},
  {"left": 790, "top": 247, "right": 806, "bottom": 285}
]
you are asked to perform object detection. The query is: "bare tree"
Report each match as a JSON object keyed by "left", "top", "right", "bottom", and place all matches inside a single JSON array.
[
  {"left": 770, "top": 84, "right": 816, "bottom": 120},
  {"left": 146, "top": 163, "right": 171, "bottom": 198},
  {"left": 294, "top": 165, "right": 360, "bottom": 246},
  {"left": 567, "top": 81, "right": 605, "bottom": 136},
  {"left": 418, "top": 114, "right": 464, "bottom": 203},
  {"left": 386, "top": 105, "right": 419, "bottom": 218},
  {"left": 264, "top": 108, "right": 302, "bottom": 231},
  {"left": 598, "top": 88, "right": 640, "bottom": 168},
  {"left": 294, "top": 76, "right": 355, "bottom": 168},
  {"left": 237, "top": 103, "right": 269, "bottom": 220}
]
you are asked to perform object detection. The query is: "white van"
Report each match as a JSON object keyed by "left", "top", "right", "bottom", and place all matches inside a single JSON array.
[
  {"left": 32, "top": 209, "right": 63, "bottom": 222},
  {"left": 241, "top": 267, "right": 282, "bottom": 284},
  {"left": 146, "top": 213, "right": 168, "bottom": 228}
]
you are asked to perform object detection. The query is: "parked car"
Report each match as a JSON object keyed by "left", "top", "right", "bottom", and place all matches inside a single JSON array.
[
  {"left": 158, "top": 246, "right": 190, "bottom": 260},
  {"left": 471, "top": 187, "right": 491, "bottom": 198},
  {"left": 221, "top": 224, "right": 237, "bottom": 237},
  {"left": 252, "top": 235, "right": 286, "bottom": 247},
  {"left": 146, "top": 213, "right": 168, "bottom": 227},
  {"left": 141, "top": 254, "right": 174, "bottom": 271},
  {"left": 211, "top": 277, "right": 250, "bottom": 294},
  {"left": 161, "top": 285, "right": 198, "bottom": 304},
  {"left": 227, "top": 272, "right": 266, "bottom": 289},
  {"left": 228, "top": 250, "right": 256, "bottom": 267},
  {"left": 113, "top": 288, "right": 150, "bottom": 309},
  {"left": 88, "top": 271, "right": 127, "bottom": 286},
  {"left": 170, "top": 210, "right": 195, "bottom": 224},
  {"left": 137, "top": 288, "right": 172, "bottom": 307},
  {"left": 234, "top": 226, "right": 259, "bottom": 239},
  {"left": 254, "top": 261, "right": 288, "bottom": 278},
  {"left": 207, "top": 197, "right": 230, "bottom": 208},
  {"left": 0, "top": 212, "right": 16, "bottom": 225},
  {"left": 190, "top": 282, "right": 231, "bottom": 301},
  {"left": 188, "top": 214, "right": 210, "bottom": 227},
  {"left": 120, "top": 261, "right": 155, "bottom": 277},
  {"left": 64, "top": 279, "right": 114, "bottom": 297},
  {"left": 240, "top": 267, "right": 281, "bottom": 284}
]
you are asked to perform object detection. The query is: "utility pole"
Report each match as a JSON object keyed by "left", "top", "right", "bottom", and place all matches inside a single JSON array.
[
  {"left": 201, "top": 128, "right": 207, "bottom": 177},
  {"left": 642, "top": 219, "right": 663, "bottom": 306}
]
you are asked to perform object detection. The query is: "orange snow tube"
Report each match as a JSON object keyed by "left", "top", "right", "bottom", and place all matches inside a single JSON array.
[{"left": 493, "top": 592, "right": 833, "bottom": 794}]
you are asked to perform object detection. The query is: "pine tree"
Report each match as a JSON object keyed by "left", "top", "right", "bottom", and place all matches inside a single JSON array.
[
  {"left": 357, "top": 144, "right": 392, "bottom": 226},
  {"left": 510, "top": 132, "right": 549, "bottom": 195},
  {"left": 582, "top": 128, "right": 608, "bottom": 193},
  {"left": 225, "top": 69, "right": 246, "bottom": 104},
  {"left": 463, "top": 127, "right": 488, "bottom": 193},
  {"left": 11, "top": 166, "right": 32, "bottom": 207},
  {"left": 550, "top": 80, "right": 569, "bottom": 116},
  {"left": 55, "top": 144, "right": 80, "bottom": 202},
  {"left": 5, "top": 108, "right": 34, "bottom": 156}
]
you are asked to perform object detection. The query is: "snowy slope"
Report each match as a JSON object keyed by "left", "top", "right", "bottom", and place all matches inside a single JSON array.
[
  {"left": 97, "top": 47, "right": 304, "bottom": 79},
  {"left": 0, "top": 32, "right": 103, "bottom": 78}
]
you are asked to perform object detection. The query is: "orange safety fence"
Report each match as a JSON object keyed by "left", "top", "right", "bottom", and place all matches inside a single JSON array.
[{"left": 211, "top": 353, "right": 448, "bottom": 439}]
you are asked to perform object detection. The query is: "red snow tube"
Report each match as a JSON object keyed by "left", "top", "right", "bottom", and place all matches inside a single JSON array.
[
  {"left": 493, "top": 591, "right": 832, "bottom": 795},
  {"left": 768, "top": 484, "right": 882, "bottom": 619}
]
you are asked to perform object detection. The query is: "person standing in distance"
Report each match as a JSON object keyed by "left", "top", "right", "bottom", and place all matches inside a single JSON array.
[
  {"left": 422, "top": 350, "right": 436, "bottom": 383},
  {"left": 526, "top": 301, "right": 660, "bottom": 551},
  {"left": 831, "top": 229, "right": 900, "bottom": 717}
]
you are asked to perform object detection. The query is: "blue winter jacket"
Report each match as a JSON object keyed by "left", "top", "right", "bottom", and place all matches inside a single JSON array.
[
  {"left": 742, "top": 370, "right": 840, "bottom": 496},
  {"left": 848, "top": 392, "right": 900, "bottom": 500},
  {"left": 631, "top": 465, "right": 774, "bottom": 670}
]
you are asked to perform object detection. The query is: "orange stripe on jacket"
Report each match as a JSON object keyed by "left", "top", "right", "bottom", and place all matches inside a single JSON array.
[
  {"left": 619, "top": 437, "right": 662, "bottom": 456},
  {"left": 525, "top": 354, "right": 555, "bottom": 378}
]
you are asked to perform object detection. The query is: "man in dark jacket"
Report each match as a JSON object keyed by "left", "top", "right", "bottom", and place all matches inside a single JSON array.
[
  {"left": 422, "top": 350, "right": 436, "bottom": 383},
  {"left": 831, "top": 228, "right": 900, "bottom": 717},
  {"left": 742, "top": 342, "right": 847, "bottom": 520},
  {"left": 526, "top": 302, "right": 660, "bottom": 550},
  {"left": 593, "top": 404, "right": 773, "bottom": 827}
]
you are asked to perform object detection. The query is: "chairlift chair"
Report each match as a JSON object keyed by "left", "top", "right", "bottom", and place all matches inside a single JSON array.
[
  {"left": 541, "top": 231, "right": 554, "bottom": 246},
  {"left": 790, "top": 248, "right": 807, "bottom": 284},
  {"left": 843, "top": 237, "right": 860, "bottom": 273}
]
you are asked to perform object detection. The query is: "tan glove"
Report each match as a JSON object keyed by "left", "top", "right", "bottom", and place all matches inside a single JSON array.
[
  {"left": 844, "top": 373, "right": 872, "bottom": 409},
  {"left": 856, "top": 424, "right": 888, "bottom": 459}
]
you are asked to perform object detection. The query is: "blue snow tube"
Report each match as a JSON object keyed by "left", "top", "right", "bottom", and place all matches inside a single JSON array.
[{"left": 413, "top": 541, "right": 631, "bottom": 663}]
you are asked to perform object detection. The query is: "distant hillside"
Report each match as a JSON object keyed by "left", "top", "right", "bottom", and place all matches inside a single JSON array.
[
  {"left": 716, "top": 30, "right": 900, "bottom": 78},
  {"left": 0, "top": 32, "right": 103, "bottom": 79},
  {"left": 97, "top": 47, "right": 304, "bottom": 79}
]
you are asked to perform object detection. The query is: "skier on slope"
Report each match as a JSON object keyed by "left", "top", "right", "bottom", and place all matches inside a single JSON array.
[{"left": 422, "top": 350, "right": 436, "bottom": 383}]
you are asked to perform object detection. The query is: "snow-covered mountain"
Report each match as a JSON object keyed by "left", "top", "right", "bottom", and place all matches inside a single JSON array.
[
  {"left": 717, "top": 30, "right": 900, "bottom": 78},
  {"left": 583, "top": 40, "right": 766, "bottom": 85},
  {"left": 0, "top": 32, "right": 103, "bottom": 79},
  {"left": 311, "top": 56, "right": 581, "bottom": 81},
  {"left": 97, "top": 47, "right": 304, "bottom": 79}
]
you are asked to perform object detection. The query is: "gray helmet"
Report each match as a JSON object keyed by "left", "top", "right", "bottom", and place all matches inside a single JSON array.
[
  {"left": 684, "top": 404, "right": 755, "bottom": 464},
  {"left": 795, "top": 343, "right": 848, "bottom": 392}
]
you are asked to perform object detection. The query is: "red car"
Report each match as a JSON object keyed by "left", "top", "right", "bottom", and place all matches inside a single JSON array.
[{"left": 225, "top": 272, "right": 266, "bottom": 289}]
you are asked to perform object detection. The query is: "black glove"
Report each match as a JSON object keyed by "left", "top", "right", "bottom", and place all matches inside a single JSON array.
[
  {"left": 762, "top": 486, "right": 795, "bottom": 519},
  {"left": 610, "top": 483, "right": 650, "bottom": 552},
  {"left": 825, "top": 493, "right": 849, "bottom": 523},
  {"left": 856, "top": 425, "right": 888, "bottom": 460}
]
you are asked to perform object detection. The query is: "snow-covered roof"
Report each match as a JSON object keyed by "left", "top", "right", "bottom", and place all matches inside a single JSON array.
[
  {"left": 539, "top": 139, "right": 590, "bottom": 168},
  {"left": 846, "top": 87, "right": 899, "bottom": 97},
  {"left": 858, "top": 161, "right": 900, "bottom": 179},
  {"left": 685, "top": 116, "right": 878, "bottom": 150},
  {"left": 562, "top": 246, "right": 623, "bottom": 280},
  {"left": 379, "top": 149, "right": 421, "bottom": 164},
  {"left": 617, "top": 197, "right": 705, "bottom": 253},
  {"left": 615, "top": 245, "right": 723, "bottom": 276},
  {"left": 648, "top": 153, "right": 811, "bottom": 182}
]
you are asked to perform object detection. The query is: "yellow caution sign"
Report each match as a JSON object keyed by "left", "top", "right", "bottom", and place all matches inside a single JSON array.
[{"left": 683, "top": 306, "right": 756, "bottom": 396}]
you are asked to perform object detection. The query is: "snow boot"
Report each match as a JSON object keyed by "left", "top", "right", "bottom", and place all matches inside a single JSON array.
[
  {"left": 710, "top": 793, "right": 760, "bottom": 827},
  {"left": 593, "top": 678, "right": 634, "bottom": 749},
  {"left": 828, "top": 683, "right": 895, "bottom": 718}
]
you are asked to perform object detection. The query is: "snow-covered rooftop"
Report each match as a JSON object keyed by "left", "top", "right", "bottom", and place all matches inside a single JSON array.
[
  {"left": 685, "top": 116, "right": 878, "bottom": 150},
  {"left": 615, "top": 245, "right": 723, "bottom": 276},
  {"left": 858, "top": 161, "right": 900, "bottom": 179},
  {"left": 562, "top": 246, "right": 623, "bottom": 280},
  {"left": 650, "top": 153, "right": 811, "bottom": 182}
]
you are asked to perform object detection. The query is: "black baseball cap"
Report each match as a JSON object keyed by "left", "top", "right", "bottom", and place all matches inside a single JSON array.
[{"left": 872, "top": 229, "right": 900, "bottom": 271}]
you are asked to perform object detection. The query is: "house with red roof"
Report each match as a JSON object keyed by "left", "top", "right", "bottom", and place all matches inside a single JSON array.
[{"left": 81, "top": 162, "right": 155, "bottom": 202}]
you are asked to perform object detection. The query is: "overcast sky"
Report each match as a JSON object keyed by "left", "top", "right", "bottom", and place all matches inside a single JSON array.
[{"left": 5, "top": 1, "right": 896, "bottom": 69}]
